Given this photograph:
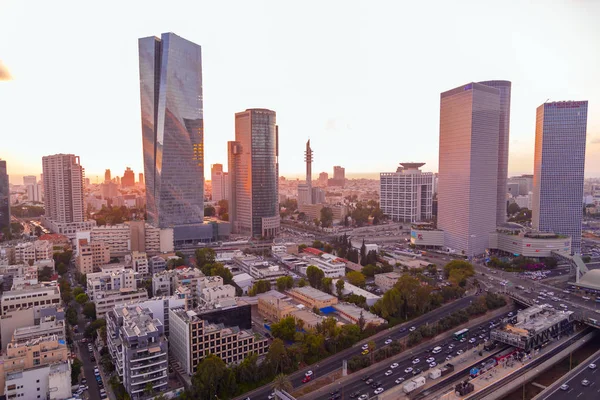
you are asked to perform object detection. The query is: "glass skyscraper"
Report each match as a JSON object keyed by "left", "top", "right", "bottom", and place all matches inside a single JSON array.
[
  {"left": 138, "top": 33, "right": 204, "bottom": 233},
  {"left": 228, "top": 109, "right": 280, "bottom": 238},
  {"left": 532, "top": 101, "right": 588, "bottom": 254},
  {"left": 0, "top": 160, "right": 10, "bottom": 233}
]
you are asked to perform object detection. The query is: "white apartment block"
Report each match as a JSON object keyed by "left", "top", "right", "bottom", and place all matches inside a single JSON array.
[
  {"left": 233, "top": 255, "right": 289, "bottom": 285},
  {"left": 201, "top": 285, "right": 236, "bottom": 304},
  {"left": 94, "top": 288, "right": 149, "bottom": 319},
  {"left": 76, "top": 239, "right": 110, "bottom": 275},
  {"left": 374, "top": 272, "right": 403, "bottom": 292},
  {"left": 26, "top": 183, "right": 42, "bottom": 203},
  {"left": 211, "top": 164, "right": 230, "bottom": 202},
  {"left": 87, "top": 266, "right": 141, "bottom": 301},
  {"left": 299, "top": 253, "right": 346, "bottom": 278},
  {"left": 14, "top": 240, "right": 53, "bottom": 265},
  {"left": 0, "top": 283, "right": 61, "bottom": 317},
  {"left": 118, "top": 295, "right": 187, "bottom": 336},
  {"left": 87, "top": 223, "right": 173, "bottom": 257},
  {"left": 151, "top": 267, "right": 205, "bottom": 298},
  {"left": 42, "top": 154, "right": 85, "bottom": 225},
  {"left": 380, "top": 163, "right": 434, "bottom": 223}
]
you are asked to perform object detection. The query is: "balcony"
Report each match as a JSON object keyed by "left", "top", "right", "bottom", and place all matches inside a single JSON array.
[{"left": 131, "top": 358, "right": 168, "bottom": 371}]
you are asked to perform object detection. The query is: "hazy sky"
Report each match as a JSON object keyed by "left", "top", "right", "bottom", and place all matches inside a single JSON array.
[{"left": 1, "top": 0, "right": 599, "bottom": 183}]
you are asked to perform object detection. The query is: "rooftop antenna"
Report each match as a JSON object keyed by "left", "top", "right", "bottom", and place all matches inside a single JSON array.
[{"left": 544, "top": 98, "right": 550, "bottom": 103}]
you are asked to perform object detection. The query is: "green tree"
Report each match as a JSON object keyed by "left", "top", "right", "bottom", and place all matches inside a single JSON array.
[
  {"left": 271, "top": 316, "right": 297, "bottom": 341},
  {"left": 321, "top": 277, "right": 333, "bottom": 294},
  {"left": 276, "top": 276, "right": 294, "bottom": 292},
  {"left": 298, "top": 278, "right": 307, "bottom": 287},
  {"left": 298, "top": 244, "right": 307, "bottom": 252},
  {"left": 346, "top": 271, "right": 366, "bottom": 288},
  {"left": 38, "top": 266, "right": 53, "bottom": 281},
  {"left": 335, "top": 279, "right": 345, "bottom": 298},
  {"left": 83, "top": 302, "right": 96, "bottom": 319},
  {"left": 204, "top": 205, "right": 216, "bottom": 217},
  {"left": 320, "top": 207, "right": 334, "bottom": 228},
  {"left": 582, "top": 255, "right": 591, "bottom": 263},
  {"left": 306, "top": 265, "right": 325, "bottom": 289},
  {"left": 190, "top": 354, "right": 231, "bottom": 399},
  {"left": 84, "top": 318, "right": 106, "bottom": 339},
  {"left": 265, "top": 338, "right": 289, "bottom": 375},
  {"left": 75, "top": 293, "right": 89, "bottom": 305},
  {"left": 272, "top": 373, "right": 293, "bottom": 393},
  {"left": 507, "top": 202, "right": 521, "bottom": 215},
  {"left": 71, "top": 358, "right": 82, "bottom": 385},
  {"left": 217, "top": 199, "right": 229, "bottom": 218},
  {"left": 57, "top": 262, "right": 68, "bottom": 276},
  {"left": 210, "top": 263, "right": 234, "bottom": 284},
  {"left": 73, "top": 287, "right": 84, "bottom": 297},
  {"left": 66, "top": 307, "right": 78, "bottom": 326},
  {"left": 249, "top": 279, "right": 271, "bottom": 296},
  {"left": 195, "top": 248, "right": 216, "bottom": 271},
  {"left": 361, "top": 264, "right": 380, "bottom": 277}
]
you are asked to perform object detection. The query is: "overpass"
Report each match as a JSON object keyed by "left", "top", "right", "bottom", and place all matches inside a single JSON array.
[{"left": 551, "top": 251, "right": 589, "bottom": 281}]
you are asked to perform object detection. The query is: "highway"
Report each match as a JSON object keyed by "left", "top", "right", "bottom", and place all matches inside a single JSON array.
[
  {"left": 541, "top": 353, "right": 600, "bottom": 400},
  {"left": 236, "top": 295, "right": 507, "bottom": 400}
]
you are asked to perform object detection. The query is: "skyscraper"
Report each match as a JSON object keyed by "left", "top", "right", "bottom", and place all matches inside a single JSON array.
[
  {"left": 22, "top": 175, "right": 37, "bottom": 185},
  {"left": 228, "top": 109, "right": 279, "bottom": 238},
  {"left": 380, "top": 163, "right": 433, "bottom": 222},
  {"left": 138, "top": 173, "right": 144, "bottom": 186},
  {"left": 438, "top": 82, "right": 500, "bottom": 256},
  {"left": 211, "top": 164, "right": 229, "bottom": 202},
  {"left": 298, "top": 139, "right": 313, "bottom": 205},
  {"left": 42, "top": 154, "right": 85, "bottom": 224},
  {"left": 0, "top": 160, "right": 10, "bottom": 233},
  {"left": 532, "top": 101, "right": 588, "bottom": 254},
  {"left": 105, "top": 169, "right": 112, "bottom": 183},
  {"left": 139, "top": 32, "right": 204, "bottom": 235},
  {"left": 328, "top": 166, "right": 345, "bottom": 187},
  {"left": 122, "top": 167, "right": 135, "bottom": 187},
  {"left": 479, "top": 80, "right": 512, "bottom": 225}
]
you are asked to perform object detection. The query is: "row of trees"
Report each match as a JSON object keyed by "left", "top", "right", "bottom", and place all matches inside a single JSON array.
[
  {"left": 92, "top": 205, "right": 145, "bottom": 226},
  {"left": 194, "top": 248, "right": 235, "bottom": 286}
]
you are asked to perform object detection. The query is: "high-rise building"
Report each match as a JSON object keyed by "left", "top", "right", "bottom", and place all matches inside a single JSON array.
[
  {"left": 438, "top": 82, "right": 500, "bottom": 257},
  {"left": 532, "top": 101, "right": 588, "bottom": 254},
  {"left": 508, "top": 174, "right": 534, "bottom": 196},
  {"left": 139, "top": 32, "right": 204, "bottom": 237},
  {"left": 0, "top": 160, "right": 10, "bottom": 233},
  {"left": 380, "top": 163, "right": 434, "bottom": 222},
  {"left": 26, "top": 183, "right": 42, "bottom": 202},
  {"left": 105, "top": 169, "right": 111, "bottom": 183},
  {"left": 298, "top": 140, "right": 314, "bottom": 205},
  {"left": 328, "top": 166, "right": 345, "bottom": 187},
  {"left": 318, "top": 172, "right": 328, "bottom": 186},
  {"left": 479, "top": 80, "right": 512, "bottom": 225},
  {"left": 122, "top": 167, "right": 135, "bottom": 187},
  {"left": 228, "top": 109, "right": 279, "bottom": 238},
  {"left": 42, "top": 154, "right": 85, "bottom": 225},
  {"left": 22, "top": 175, "right": 37, "bottom": 185},
  {"left": 138, "top": 172, "right": 144, "bottom": 185},
  {"left": 211, "top": 164, "right": 230, "bottom": 202}
]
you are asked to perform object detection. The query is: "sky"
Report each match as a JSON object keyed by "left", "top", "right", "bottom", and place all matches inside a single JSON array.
[{"left": 1, "top": 0, "right": 599, "bottom": 183}]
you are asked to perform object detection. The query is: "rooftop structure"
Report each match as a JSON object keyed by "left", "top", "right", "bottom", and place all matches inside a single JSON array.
[
  {"left": 333, "top": 302, "right": 386, "bottom": 326},
  {"left": 331, "top": 279, "right": 381, "bottom": 306},
  {"left": 233, "top": 255, "right": 288, "bottom": 284},
  {"left": 287, "top": 286, "right": 338, "bottom": 309}
]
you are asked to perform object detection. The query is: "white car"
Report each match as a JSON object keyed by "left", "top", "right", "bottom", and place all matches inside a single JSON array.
[
  {"left": 409, "top": 326, "right": 416, "bottom": 332},
  {"left": 412, "top": 358, "right": 420, "bottom": 364},
  {"left": 456, "top": 350, "right": 464, "bottom": 355},
  {"left": 405, "top": 367, "right": 413, "bottom": 374},
  {"left": 361, "top": 344, "right": 369, "bottom": 350},
  {"left": 446, "top": 355, "right": 453, "bottom": 361},
  {"left": 374, "top": 388, "right": 384, "bottom": 395},
  {"left": 305, "top": 370, "right": 313, "bottom": 377},
  {"left": 589, "top": 363, "right": 597, "bottom": 369},
  {"left": 359, "top": 395, "right": 368, "bottom": 400},
  {"left": 560, "top": 384, "right": 569, "bottom": 391},
  {"left": 448, "top": 344, "right": 455, "bottom": 349},
  {"left": 268, "top": 393, "right": 276, "bottom": 400},
  {"left": 390, "top": 363, "right": 399, "bottom": 369},
  {"left": 426, "top": 357, "right": 435, "bottom": 363},
  {"left": 385, "top": 370, "right": 393, "bottom": 376},
  {"left": 395, "top": 377, "right": 405, "bottom": 384},
  {"left": 385, "top": 339, "right": 393, "bottom": 345},
  {"left": 429, "top": 362, "right": 437, "bottom": 368},
  {"left": 469, "top": 338, "right": 476, "bottom": 344}
]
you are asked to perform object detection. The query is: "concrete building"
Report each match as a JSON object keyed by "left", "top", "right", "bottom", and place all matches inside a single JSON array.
[
  {"left": 94, "top": 288, "right": 149, "bottom": 319},
  {"left": 233, "top": 255, "right": 289, "bottom": 285},
  {"left": 438, "top": 82, "right": 501, "bottom": 256},
  {"left": 119, "top": 295, "right": 188, "bottom": 336},
  {"left": 129, "top": 251, "right": 149, "bottom": 275},
  {"left": 330, "top": 279, "right": 381, "bottom": 306},
  {"left": 297, "top": 184, "right": 312, "bottom": 206},
  {"left": 211, "top": 164, "right": 230, "bottom": 202},
  {"left": 0, "top": 160, "right": 9, "bottom": 234},
  {"left": 228, "top": 109, "right": 280, "bottom": 238},
  {"left": 333, "top": 302, "right": 385, "bottom": 326},
  {"left": 0, "top": 282, "right": 61, "bottom": 317},
  {"left": 11, "top": 315, "right": 66, "bottom": 345},
  {"left": 318, "top": 172, "right": 328, "bottom": 186},
  {"left": 410, "top": 223, "right": 445, "bottom": 248},
  {"left": 328, "top": 166, "right": 345, "bottom": 187},
  {"left": 299, "top": 253, "right": 346, "bottom": 278},
  {"left": 287, "top": 286, "right": 338, "bottom": 309},
  {"left": 507, "top": 182, "right": 520, "bottom": 198},
  {"left": 488, "top": 226, "right": 571, "bottom": 258},
  {"left": 26, "top": 183, "right": 42, "bottom": 203},
  {"left": 88, "top": 222, "right": 174, "bottom": 257},
  {"left": 14, "top": 240, "right": 53, "bottom": 265},
  {"left": 139, "top": 33, "right": 205, "bottom": 242},
  {"left": 508, "top": 175, "right": 534, "bottom": 196},
  {"left": 374, "top": 272, "right": 403, "bottom": 292},
  {"left": 298, "top": 203, "right": 348, "bottom": 222},
  {"left": 87, "top": 266, "right": 141, "bottom": 300},
  {"left": 149, "top": 256, "right": 167, "bottom": 275},
  {"left": 107, "top": 305, "right": 169, "bottom": 399},
  {"left": 76, "top": 239, "right": 110, "bottom": 274},
  {"left": 151, "top": 267, "right": 205, "bottom": 298},
  {"left": 380, "top": 163, "right": 434, "bottom": 223},
  {"left": 0, "top": 308, "right": 34, "bottom": 351},
  {"left": 311, "top": 187, "right": 325, "bottom": 204},
  {"left": 121, "top": 167, "right": 135, "bottom": 188},
  {"left": 169, "top": 307, "right": 269, "bottom": 375},
  {"left": 532, "top": 101, "right": 588, "bottom": 254},
  {"left": 42, "top": 154, "right": 91, "bottom": 237},
  {"left": 514, "top": 194, "right": 532, "bottom": 210}
]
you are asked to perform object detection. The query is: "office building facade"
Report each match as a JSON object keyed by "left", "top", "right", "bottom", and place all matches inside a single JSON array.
[
  {"left": 532, "top": 101, "right": 588, "bottom": 254},
  {"left": 211, "top": 163, "right": 230, "bottom": 202},
  {"left": 0, "top": 161, "right": 10, "bottom": 233},
  {"left": 139, "top": 32, "right": 204, "bottom": 237},
  {"left": 228, "top": 109, "right": 279, "bottom": 237},
  {"left": 42, "top": 154, "right": 85, "bottom": 224},
  {"left": 438, "top": 82, "right": 500, "bottom": 256},
  {"left": 121, "top": 167, "right": 135, "bottom": 187},
  {"left": 380, "top": 162, "right": 434, "bottom": 223}
]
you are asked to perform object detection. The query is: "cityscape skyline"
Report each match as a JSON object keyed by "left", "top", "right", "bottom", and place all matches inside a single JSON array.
[{"left": 1, "top": 1, "right": 600, "bottom": 181}]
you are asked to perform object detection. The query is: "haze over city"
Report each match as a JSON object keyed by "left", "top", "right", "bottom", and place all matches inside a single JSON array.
[{"left": 1, "top": 0, "right": 600, "bottom": 181}]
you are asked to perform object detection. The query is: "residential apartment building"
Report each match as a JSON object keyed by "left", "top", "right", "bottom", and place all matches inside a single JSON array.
[
  {"left": 129, "top": 251, "right": 149, "bottom": 275},
  {"left": 374, "top": 272, "right": 403, "bottom": 292},
  {"left": 149, "top": 256, "right": 167, "bottom": 274},
  {"left": 88, "top": 222, "right": 174, "bottom": 257},
  {"left": 26, "top": 183, "right": 42, "bottom": 203},
  {"left": 233, "top": 255, "right": 288, "bottom": 285},
  {"left": 76, "top": 239, "right": 110, "bottom": 274},
  {"left": 286, "top": 286, "right": 338, "bottom": 309},
  {"left": 169, "top": 307, "right": 269, "bottom": 375},
  {"left": 532, "top": 101, "right": 588, "bottom": 254},
  {"left": 14, "top": 240, "right": 53, "bottom": 265},
  {"left": 0, "top": 283, "right": 61, "bottom": 317},
  {"left": 151, "top": 267, "right": 205, "bottom": 298},
  {"left": 211, "top": 164, "right": 230, "bottom": 202},
  {"left": 380, "top": 163, "right": 434, "bottom": 222},
  {"left": 94, "top": 288, "right": 149, "bottom": 319},
  {"left": 117, "top": 295, "right": 188, "bottom": 336},
  {"left": 107, "top": 305, "right": 169, "bottom": 399},
  {"left": 87, "top": 266, "right": 141, "bottom": 301}
]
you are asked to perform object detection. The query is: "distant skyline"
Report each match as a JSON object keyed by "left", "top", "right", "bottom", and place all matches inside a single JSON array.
[{"left": 1, "top": 0, "right": 599, "bottom": 182}]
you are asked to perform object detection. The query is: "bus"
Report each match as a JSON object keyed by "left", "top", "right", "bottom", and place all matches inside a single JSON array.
[{"left": 453, "top": 328, "right": 469, "bottom": 341}]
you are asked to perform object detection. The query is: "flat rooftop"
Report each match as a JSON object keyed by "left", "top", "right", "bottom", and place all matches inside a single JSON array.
[
  {"left": 290, "top": 286, "right": 336, "bottom": 302},
  {"left": 496, "top": 306, "right": 573, "bottom": 338}
]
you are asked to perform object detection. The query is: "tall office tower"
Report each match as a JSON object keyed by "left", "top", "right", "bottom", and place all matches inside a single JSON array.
[
  {"left": 228, "top": 109, "right": 280, "bottom": 238},
  {"left": 211, "top": 164, "right": 230, "bottom": 202},
  {"left": 122, "top": 167, "right": 135, "bottom": 187},
  {"left": 438, "top": 82, "right": 500, "bottom": 257},
  {"left": 380, "top": 163, "right": 433, "bottom": 222},
  {"left": 138, "top": 173, "right": 144, "bottom": 185},
  {"left": 328, "top": 166, "right": 346, "bottom": 187},
  {"left": 42, "top": 154, "right": 85, "bottom": 224},
  {"left": 26, "top": 183, "right": 42, "bottom": 202},
  {"left": 139, "top": 32, "right": 204, "bottom": 235},
  {"left": 105, "top": 169, "right": 111, "bottom": 183},
  {"left": 479, "top": 81, "right": 512, "bottom": 225},
  {"left": 318, "top": 172, "right": 328, "bottom": 186},
  {"left": 23, "top": 175, "right": 37, "bottom": 185},
  {"left": 532, "top": 101, "right": 588, "bottom": 254},
  {"left": 0, "top": 160, "right": 10, "bottom": 232}
]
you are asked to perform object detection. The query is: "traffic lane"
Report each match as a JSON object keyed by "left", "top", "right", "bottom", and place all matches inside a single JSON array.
[
  {"left": 314, "top": 319, "right": 504, "bottom": 399},
  {"left": 245, "top": 296, "right": 479, "bottom": 399},
  {"left": 545, "top": 356, "right": 600, "bottom": 400},
  {"left": 78, "top": 342, "right": 100, "bottom": 400}
]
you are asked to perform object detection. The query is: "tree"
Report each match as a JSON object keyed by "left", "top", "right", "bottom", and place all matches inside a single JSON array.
[
  {"left": 66, "top": 307, "right": 78, "bottom": 326},
  {"left": 507, "top": 202, "right": 521, "bottom": 216},
  {"left": 266, "top": 338, "right": 289, "bottom": 375},
  {"left": 217, "top": 199, "right": 229, "bottom": 217},
  {"left": 190, "top": 354, "right": 231, "bottom": 399},
  {"left": 320, "top": 207, "right": 334, "bottom": 228},
  {"left": 271, "top": 316, "right": 297, "bottom": 341},
  {"left": 306, "top": 265, "right": 325, "bottom": 289},
  {"left": 272, "top": 373, "right": 293, "bottom": 393},
  {"left": 358, "top": 311, "right": 366, "bottom": 332},
  {"left": 38, "top": 266, "right": 53, "bottom": 281},
  {"left": 346, "top": 271, "right": 366, "bottom": 288},
  {"left": 75, "top": 293, "right": 89, "bottom": 305},
  {"left": 71, "top": 358, "right": 82, "bottom": 385},
  {"left": 84, "top": 318, "right": 106, "bottom": 339},
  {"left": 361, "top": 264, "right": 380, "bottom": 277},
  {"left": 83, "top": 302, "right": 96, "bottom": 319},
  {"left": 582, "top": 255, "right": 591, "bottom": 263},
  {"left": 204, "top": 205, "right": 216, "bottom": 217},
  {"left": 248, "top": 280, "right": 271, "bottom": 296},
  {"left": 73, "top": 287, "right": 84, "bottom": 297},
  {"left": 195, "top": 248, "right": 216, "bottom": 271},
  {"left": 57, "top": 262, "right": 68, "bottom": 276},
  {"left": 360, "top": 239, "right": 367, "bottom": 265},
  {"left": 210, "top": 263, "right": 234, "bottom": 284},
  {"left": 298, "top": 244, "right": 307, "bottom": 252},
  {"left": 276, "top": 276, "right": 294, "bottom": 292},
  {"left": 321, "top": 277, "right": 333, "bottom": 294},
  {"left": 221, "top": 212, "right": 229, "bottom": 221},
  {"left": 298, "top": 278, "right": 307, "bottom": 287},
  {"left": 335, "top": 279, "right": 345, "bottom": 298}
]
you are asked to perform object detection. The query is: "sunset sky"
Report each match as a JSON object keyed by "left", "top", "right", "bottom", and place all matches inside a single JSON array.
[{"left": 1, "top": 0, "right": 599, "bottom": 183}]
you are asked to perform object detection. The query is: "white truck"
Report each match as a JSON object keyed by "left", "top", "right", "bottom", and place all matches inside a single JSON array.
[{"left": 403, "top": 377, "right": 426, "bottom": 394}]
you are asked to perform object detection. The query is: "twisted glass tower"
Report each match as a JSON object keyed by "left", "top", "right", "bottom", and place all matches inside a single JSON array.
[{"left": 139, "top": 33, "right": 204, "bottom": 231}]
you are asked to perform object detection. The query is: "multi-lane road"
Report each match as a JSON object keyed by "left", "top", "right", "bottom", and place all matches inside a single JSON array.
[
  {"left": 236, "top": 295, "right": 502, "bottom": 400},
  {"left": 539, "top": 354, "right": 600, "bottom": 400}
]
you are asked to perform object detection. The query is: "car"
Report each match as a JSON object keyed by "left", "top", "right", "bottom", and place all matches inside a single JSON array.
[
  {"left": 429, "top": 362, "right": 437, "bottom": 368},
  {"left": 390, "top": 363, "right": 399, "bottom": 369},
  {"left": 404, "top": 367, "right": 413, "bottom": 374},
  {"left": 362, "top": 344, "right": 369, "bottom": 350},
  {"left": 385, "top": 339, "right": 393, "bottom": 345},
  {"left": 81, "top": 378, "right": 87, "bottom": 385},
  {"left": 426, "top": 357, "right": 435, "bottom": 364},
  {"left": 78, "top": 385, "right": 88, "bottom": 391},
  {"left": 361, "top": 375, "right": 370, "bottom": 381},
  {"left": 413, "top": 368, "right": 422, "bottom": 376},
  {"left": 412, "top": 358, "right": 420, "bottom": 364},
  {"left": 582, "top": 379, "right": 590, "bottom": 386},
  {"left": 302, "top": 375, "right": 311, "bottom": 383},
  {"left": 589, "top": 363, "right": 597, "bottom": 369},
  {"left": 479, "top": 334, "right": 485, "bottom": 339},
  {"left": 305, "top": 370, "right": 313, "bottom": 377},
  {"left": 374, "top": 388, "right": 384, "bottom": 395},
  {"left": 100, "top": 395, "right": 108, "bottom": 400},
  {"left": 384, "top": 369, "right": 393, "bottom": 376},
  {"left": 448, "top": 344, "right": 455, "bottom": 349},
  {"left": 409, "top": 326, "right": 416, "bottom": 332},
  {"left": 350, "top": 391, "right": 361, "bottom": 398},
  {"left": 365, "top": 378, "right": 374, "bottom": 385},
  {"left": 395, "top": 377, "right": 405, "bottom": 384},
  {"left": 371, "top": 381, "right": 382, "bottom": 388},
  {"left": 469, "top": 338, "right": 476, "bottom": 344},
  {"left": 268, "top": 394, "right": 276, "bottom": 400},
  {"left": 456, "top": 350, "right": 464, "bottom": 355},
  {"left": 446, "top": 355, "right": 453, "bottom": 361},
  {"left": 583, "top": 296, "right": 591, "bottom": 300},
  {"left": 330, "top": 389, "right": 340, "bottom": 396},
  {"left": 399, "top": 327, "right": 407, "bottom": 332},
  {"left": 359, "top": 395, "right": 368, "bottom": 400},
  {"left": 508, "top": 312, "right": 513, "bottom": 317},
  {"left": 460, "top": 338, "right": 467, "bottom": 343},
  {"left": 362, "top": 349, "right": 369, "bottom": 355},
  {"left": 560, "top": 384, "right": 569, "bottom": 391}
]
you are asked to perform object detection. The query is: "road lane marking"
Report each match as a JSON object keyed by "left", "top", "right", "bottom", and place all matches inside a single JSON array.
[{"left": 576, "top": 392, "right": 582, "bottom": 398}]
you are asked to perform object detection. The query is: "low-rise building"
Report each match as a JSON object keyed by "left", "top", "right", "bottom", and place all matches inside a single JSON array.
[
  {"left": 374, "top": 272, "right": 403, "bottom": 292},
  {"left": 107, "top": 305, "right": 169, "bottom": 399},
  {"left": 298, "top": 203, "right": 348, "bottom": 222},
  {"left": 149, "top": 256, "right": 167, "bottom": 274},
  {"left": 87, "top": 222, "right": 173, "bottom": 257},
  {"left": 257, "top": 293, "right": 326, "bottom": 330},
  {"left": 0, "top": 282, "right": 61, "bottom": 317},
  {"left": 488, "top": 227, "right": 571, "bottom": 258},
  {"left": 233, "top": 255, "right": 289, "bottom": 285},
  {"left": 1, "top": 306, "right": 64, "bottom": 351},
  {"left": 299, "top": 251, "right": 346, "bottom": 278},
  {"left": 410, "top": 223, "right": 445, "bottom": 248},
  {"left": 87, "top": 266, "right": 140, "bottom": 301},
  {"left": 330, "top": 279, "right": 381, "bottom": 306},
  {"left": 94, "top": 288, "right": 149, "bottom": 319},
  {"left": 14, "top": 240, "right": 53, "bottom": 265},
  {"left": 333, "top": 302, "right": 386, "bottom": 326},
  {"left": 287, "top": 286, "right": 338, "bottom": 309},
  {"left": 76, "top": 239, "right": 110, "bottom": 274},
  {"left": 129, "top": 251, "right": 149, "bottom": 275}
]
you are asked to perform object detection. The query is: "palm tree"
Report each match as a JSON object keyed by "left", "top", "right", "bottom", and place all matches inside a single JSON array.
[
  {"left": 272, "top": 373, "right": 293, "bottom": 398},
  {"left": 368, "top": 340, "right": 376, "bottom": 364}
]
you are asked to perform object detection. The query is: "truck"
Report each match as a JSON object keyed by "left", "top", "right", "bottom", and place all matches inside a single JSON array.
[
  {"left": 455, "top": 381, "right": 475, "bottom": 396},
  {"left": 403, "top": 377, "right": 426, "bottom": 394},
  {"left": 440, "top": 363, "right": 454, "bottom": 377},
  {"left": 430, "top": 363, "right": 455, "bottom": 379}
]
